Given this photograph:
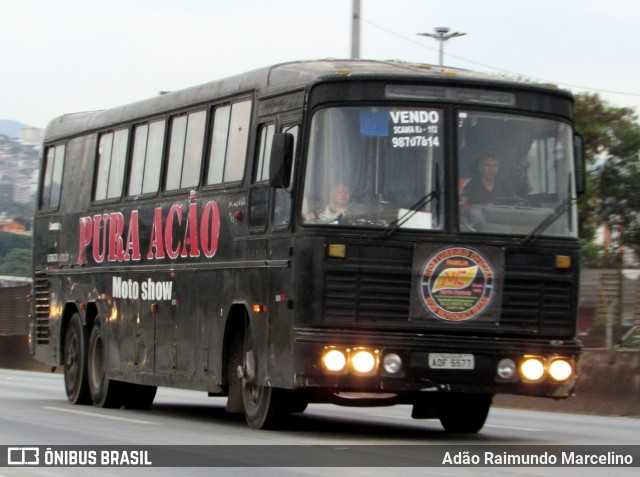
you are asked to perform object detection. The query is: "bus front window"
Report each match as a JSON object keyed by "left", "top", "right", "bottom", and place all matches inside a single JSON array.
[
  {"left": 457, "top": 111, "right": 578, "bottom": 238},
  {"left": 302, "top": 106, "right": 443, "bottom": 229}
]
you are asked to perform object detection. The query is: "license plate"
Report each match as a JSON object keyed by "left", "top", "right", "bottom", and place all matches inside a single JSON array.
[{"left": 428, "top": 353, "right": 475, "bottom": 370}]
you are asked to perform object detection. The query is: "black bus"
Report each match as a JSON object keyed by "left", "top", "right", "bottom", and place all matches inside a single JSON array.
[{"left": 31, "top": 60, "right": 583, "bottom": 432}]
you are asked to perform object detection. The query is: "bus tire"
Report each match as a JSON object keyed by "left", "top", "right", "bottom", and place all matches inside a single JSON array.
[
  {"left": 63, "top": 313, "right": 91, "bottom": 405},
  {"left": 436, "top": 393, "right": 492, "bottom": 433},
  {"left": 240, "top": 328, "right": 287, "bottom": 429},
  {"left": 87, "top": 319, "right": 124, "bottom": 408}
]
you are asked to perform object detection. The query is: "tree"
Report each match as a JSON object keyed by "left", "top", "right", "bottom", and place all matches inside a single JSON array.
[
  {"left": 0, "top": 231, "right": 31, "bottom": 258},
  {"left": 573, "top": 93, "right": 640, "bottom": 264},
  {"left": 0, "top": 248, "right": 31, "bottom": 277}
]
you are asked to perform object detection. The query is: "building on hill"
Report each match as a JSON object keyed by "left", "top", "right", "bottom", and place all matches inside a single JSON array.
[
  {"left": 19, "top": 127, "right": 43, "bottom": 147},
  {"left": 0, "top": 217, "right": 27, "bottom": 233}
]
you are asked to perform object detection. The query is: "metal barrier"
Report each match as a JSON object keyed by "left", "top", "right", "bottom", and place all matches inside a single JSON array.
[{"left": 0, "top": 284, "right": 30, "bottom": 336}]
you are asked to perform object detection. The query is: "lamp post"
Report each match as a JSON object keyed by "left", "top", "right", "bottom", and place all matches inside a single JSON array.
[
  {"left": 351, "top": 0, "right": 361, "bottom": 59},
  {"left": 417, "top": 27, "right": 466, "bottom": 66}
]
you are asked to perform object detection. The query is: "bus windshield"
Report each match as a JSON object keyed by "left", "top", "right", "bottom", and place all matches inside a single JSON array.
[
  {"left": 302, "top": 105, "right": 578, "bottom": 238},
  {"left": 458, "top": 111, "right": 578, "bottom": 237},
  {"left": 302, "top": 106, "right": 444, "bottom": 230}
]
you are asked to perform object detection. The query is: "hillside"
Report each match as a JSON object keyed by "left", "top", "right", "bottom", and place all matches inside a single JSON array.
[{"left": 0, "top": 120, "right": 29, "bottom": 139}]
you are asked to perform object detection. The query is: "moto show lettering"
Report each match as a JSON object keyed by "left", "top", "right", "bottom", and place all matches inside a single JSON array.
[
  {"left": 112, "top": 277, "right": 173, "bottom": 301},
  {"left": 77, "top": 201, "right": 220, "bottom": 265}
]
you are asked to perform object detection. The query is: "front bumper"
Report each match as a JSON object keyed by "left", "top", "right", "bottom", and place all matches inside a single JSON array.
[{"left": 292, "top": 328, "right": 581, "bottom": 400}]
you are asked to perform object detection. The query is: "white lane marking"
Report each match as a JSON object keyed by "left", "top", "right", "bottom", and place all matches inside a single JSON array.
[
  {"left": 374, "top": 413, "right": 412, "bottom": 420},
  {"left": 42, "top": 406, "right": 160, "bottom": 425},
  {"left": 486, "top": 424, "right": 539, "bottom": 432}
]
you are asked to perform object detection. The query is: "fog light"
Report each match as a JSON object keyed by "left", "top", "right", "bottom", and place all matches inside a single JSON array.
[
  {"left": 497, "top": 358, "right": 517, "bottom": 380},
  {"left": 549, "top": 358, "right": 573, "bottom": 382},
  {"left": 323, "top": 349, "right": 347, "bottom": 372},
  {"left": 351, "top": 350, "right": 377, "bottom": 374},
  {"left": 520, "top": 357, "right": 545, "bottom": 382},
  {"left": 382, "top": 353, "right": 403, "bottom": 374}
]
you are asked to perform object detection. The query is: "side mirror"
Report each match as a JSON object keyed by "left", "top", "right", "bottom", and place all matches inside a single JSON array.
[
  {"left": 269, "top": 133, "right": 294, "bottom": 189},
  {"left": 573, "top": 134, "right": 586, "bottom": 195}
]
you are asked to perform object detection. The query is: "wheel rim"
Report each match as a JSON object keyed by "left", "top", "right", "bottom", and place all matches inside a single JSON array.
[
  {"left": 242, "top": 342, "right": 264, "bottom": 413},
  {"left": 243, "top": 380, "right": 264, "bottom": 410},
  {"left": 65, "top": 330, "right": 80, "bottom": 389},
  {"left": 88, "top": 329, "right": 104, "bottom": 392}
]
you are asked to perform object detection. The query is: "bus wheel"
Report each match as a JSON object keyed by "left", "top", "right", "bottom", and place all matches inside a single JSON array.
[
  {"left": 436, "top": 393, "right": 492, "bottom": 433},
  {"left": 63, "top": 313, "right": 91, "bottom": 404},
  {"left": 87, "top": 319, "right": 124, "bottom": 408},
  {"left": 240, "top": 329, "right": 287, "bottom": 429}
]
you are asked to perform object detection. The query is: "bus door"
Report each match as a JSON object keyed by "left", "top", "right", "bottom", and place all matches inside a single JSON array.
[
  {"left": 248, "top": 117, "right": 299, "bottom": 383},
  {"left": 267, "top": 121, "right": 299, "bottom": 385}
]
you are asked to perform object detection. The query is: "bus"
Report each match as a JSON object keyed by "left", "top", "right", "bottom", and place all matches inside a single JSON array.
[{"left": 30, "top": 60, "right": 583, "bottom": 432}]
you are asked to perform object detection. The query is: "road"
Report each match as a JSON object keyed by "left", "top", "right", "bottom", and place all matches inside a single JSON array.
[{"left": 0, "top": 369, "right": 638, "bottom": 476}]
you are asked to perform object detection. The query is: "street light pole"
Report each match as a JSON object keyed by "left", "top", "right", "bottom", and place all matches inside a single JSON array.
[
  {"left": 351, "top": 0, "right": 361, "bottom": 59},
  {"left": 417, "top": 27, "right": 466, "bottom": 65}
]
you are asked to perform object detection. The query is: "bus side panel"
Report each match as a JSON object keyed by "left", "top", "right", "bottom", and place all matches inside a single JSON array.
[
  {"left": 265, "top": 236, "right": 296, "bottom": 388},
  {"left": 32, "top": 134, "right": 97, "bottom": 366}
]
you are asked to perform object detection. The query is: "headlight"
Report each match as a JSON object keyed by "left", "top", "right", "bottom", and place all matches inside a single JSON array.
[
  {"left": 351, "top": 349, "right": 377, "bottom": 374},
  {"left": 322, "top": 349, "right": 347, "bottom": 373},
  {"left": 548, "top": 358, "right": 573, "bottom": 382},
  {"left": 520, "top": 357, "right": 545, "bottom": 382},
  {"left": 382, "top": 353, "right": 403, "bottom": 375},
  {"left": 496, "top": 358, "right": 517, "bottom": 380}
]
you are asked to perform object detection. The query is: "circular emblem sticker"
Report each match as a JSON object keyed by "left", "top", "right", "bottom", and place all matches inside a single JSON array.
[{"left": 419, "top": 247, "right": 495, "bottom": 322}]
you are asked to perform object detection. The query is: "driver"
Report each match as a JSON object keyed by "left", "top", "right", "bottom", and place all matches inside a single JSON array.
[{"left": 317, "top": 182, "right": 350, "bottom": 222}]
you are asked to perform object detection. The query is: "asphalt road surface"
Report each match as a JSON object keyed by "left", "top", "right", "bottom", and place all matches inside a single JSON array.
[{"left": 0, "top": 369, "right": 638, "bottom": 477}]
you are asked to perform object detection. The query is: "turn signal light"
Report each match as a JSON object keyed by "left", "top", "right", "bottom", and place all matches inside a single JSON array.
[{"left": 555, "top": 255, "right": 572, "bottom": 269}]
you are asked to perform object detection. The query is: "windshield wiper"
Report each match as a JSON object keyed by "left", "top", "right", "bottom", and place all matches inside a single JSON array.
[
  {"left": 380, "top": 164, "right": 441, "bottom": 239},
  {"left": 381, "top": 190, "right": 439, "bottom": 239},
  {"left": 381, "top": 164, "right": 440, "bottom": 239},
  {"left": 520, "top": 197, "right": 578, "bottom": 246},
  {"left": 381, "top": 177, "right": 440, "bottom": 238}
]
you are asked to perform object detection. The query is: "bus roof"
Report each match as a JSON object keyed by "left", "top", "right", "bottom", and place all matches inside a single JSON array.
[{"left": 44, "top": 59, "right": 570, "bottom": 142}]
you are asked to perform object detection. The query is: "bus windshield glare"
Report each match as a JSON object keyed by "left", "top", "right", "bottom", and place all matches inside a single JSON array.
[{"left": 302, "top": 105, "right": 578, "bottom": 238}]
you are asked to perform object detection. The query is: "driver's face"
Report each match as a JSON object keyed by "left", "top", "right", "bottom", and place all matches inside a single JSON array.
[{"left": 332, "top": 184, "right": 350, "bottom": 207}]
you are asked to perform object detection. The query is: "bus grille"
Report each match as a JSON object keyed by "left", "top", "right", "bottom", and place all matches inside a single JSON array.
[
  {"left": 33, "top": 274, "right": 50, "bottom": 345},
  {"left": 323, "top": 268, "right": 574, "bottom": 336},
  {"left": 500, "top": 278, "right": 573, "bottom": 334},
  {"left": 324, "top": 270, "right": 411, "bottom": 321}
]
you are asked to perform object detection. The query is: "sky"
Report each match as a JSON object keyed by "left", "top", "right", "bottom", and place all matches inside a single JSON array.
[{"left": 2, "top": 0, "right": 640, "bottom": 129}]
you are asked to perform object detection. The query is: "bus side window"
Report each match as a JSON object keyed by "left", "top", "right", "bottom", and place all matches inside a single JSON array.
[
  {"left": 256, "top": 123, "right": 275, "bottom": 182},
  {"left": 95, "top": 128, "right": 128, "bottom": 201},
  {"left": 249, "top": 122, "right": 275, "bottom": 229},
  {"left": 128, "top": 119, "right": 165, "bottom": 196},
  {"left": 166, "top": 110, "right": 206, "bottom": 191},
  {"left": 40, "top": 144, "right": 66, "bottom": 210},
  {"left": 272, "top": 124, "right": 298, "bottom": 229},
  {"left": 206, "top": 99, "right": 252, "bottom": 185}
]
